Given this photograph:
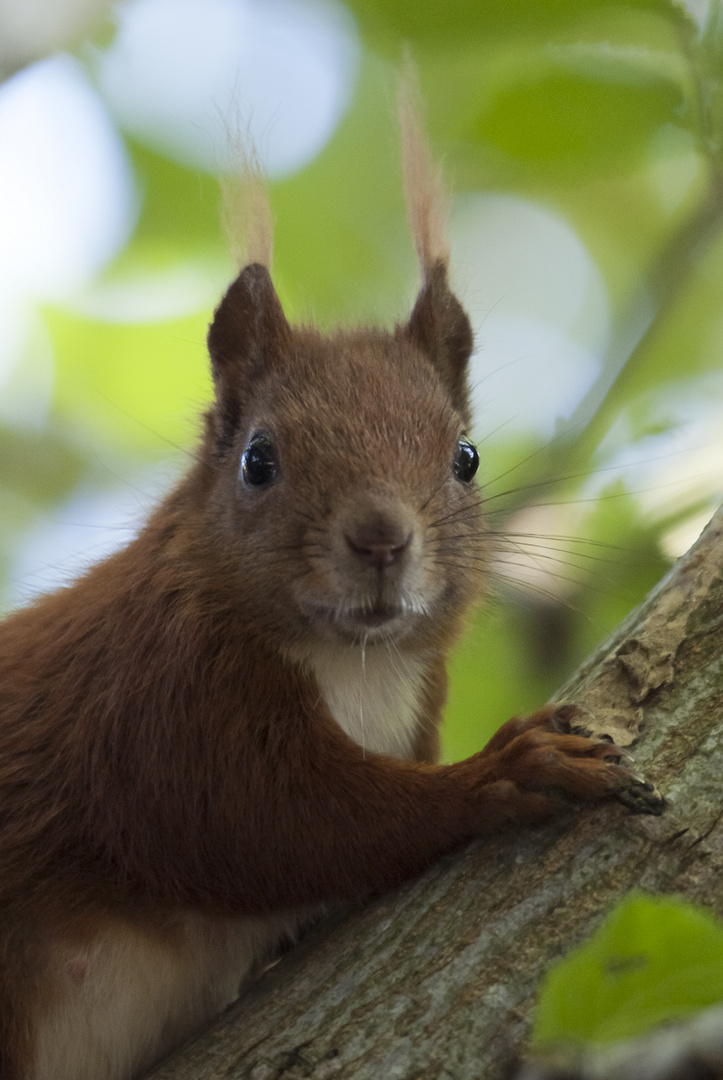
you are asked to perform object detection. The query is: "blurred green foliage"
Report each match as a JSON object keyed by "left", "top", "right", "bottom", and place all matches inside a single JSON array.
[
  {"left": 533, "top": 892, "right": 723, "bottom": 1045},
  {"left": 2, "top": 0, "right": 723, "bottom": 761}
]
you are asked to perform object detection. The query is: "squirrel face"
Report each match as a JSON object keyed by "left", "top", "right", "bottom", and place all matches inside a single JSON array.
[{"left": 198, "top": 263, "right": 487, "bottom": 652}]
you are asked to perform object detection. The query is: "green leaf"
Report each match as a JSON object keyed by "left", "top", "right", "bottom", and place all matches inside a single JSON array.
[
  {"left": 533, "top": 893, "right": 723, "bottom": 1046},
  {"left": 346, "top": 0, "right": 690, "bottom": 46},
  {"left": 544, "top": 41, "right": 688, "bottom": 88},
  {"left": 473, "top": 71, "right": 681, "bottom": 178}
]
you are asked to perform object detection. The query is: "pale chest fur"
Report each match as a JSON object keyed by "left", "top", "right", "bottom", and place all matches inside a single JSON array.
[{"left": 305, "top": 643, "right": 427, "bottom": 759}]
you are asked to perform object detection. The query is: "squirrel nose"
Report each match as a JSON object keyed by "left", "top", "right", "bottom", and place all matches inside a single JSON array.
[{"left": 346, "top": 531, "right": 412, "bottom": 570}]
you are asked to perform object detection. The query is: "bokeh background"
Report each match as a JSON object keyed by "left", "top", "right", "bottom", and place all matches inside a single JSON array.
[{"left": 1, "top": 0, "right": 722, "bottom": 759}]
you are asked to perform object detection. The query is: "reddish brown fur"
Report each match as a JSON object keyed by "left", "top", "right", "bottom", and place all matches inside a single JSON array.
[{"left": 0, "top": 108, "right": 648, "bottom": 1078}]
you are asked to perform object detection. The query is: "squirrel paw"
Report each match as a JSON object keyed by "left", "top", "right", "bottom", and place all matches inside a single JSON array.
[
  {"left": 481, "top": 702, "right": 585, "bottom": 755},
  {"left": 482, "top": 703, "right": 665, "bottom": 816}
]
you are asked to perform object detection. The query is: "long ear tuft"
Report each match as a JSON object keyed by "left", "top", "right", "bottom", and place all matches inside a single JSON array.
[
  {"left": 398, "top": 56, "right": 450, "bottom": 281},
  {"left": 220, "top": 143, "right": 274, "bottom": 270},
  {"left": 399, "top": 61, "right": 473, "bottom": 423},
  {"left": 207, "top": 264, "right": 290, "bottom": 453}
]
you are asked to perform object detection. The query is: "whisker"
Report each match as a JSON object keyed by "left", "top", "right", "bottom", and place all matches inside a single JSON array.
[
  {"left": 360, "top": 633, "right": 368, "bottom": 759},
  {"left": 491, "top": 559, "right": 613, "bottom": 595},
  {"left": 482, "top": 473, "right": 708, "bottom": 510},
  {"left": 484, "top": 574, "right": 601, "bottom": 622},
  {"left": 487, "top": 530, "right": 634, "bottom": 552},
  {"left": 480, "top": 416, "right": 590, "bottom": 491}
]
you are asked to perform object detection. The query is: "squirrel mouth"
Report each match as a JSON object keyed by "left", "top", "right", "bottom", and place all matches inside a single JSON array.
[
  {"left": 306, "top": 596, "right": 428, "bottom": 639},
  {"left": 312, "top": 604, "right": 402, "bottom": 629},
  {"left": 355, "top": 605, "right": 399, "bottom": 628}
]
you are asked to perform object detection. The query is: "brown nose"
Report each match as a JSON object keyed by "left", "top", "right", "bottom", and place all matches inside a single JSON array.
[{"left": 345, "top": 530, "right": 412, "bottom": 570}]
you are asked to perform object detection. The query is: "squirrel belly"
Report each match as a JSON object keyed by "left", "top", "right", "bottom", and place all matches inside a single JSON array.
[{"left": 30, "top": 911, "right": 310, "bottom": 1080}]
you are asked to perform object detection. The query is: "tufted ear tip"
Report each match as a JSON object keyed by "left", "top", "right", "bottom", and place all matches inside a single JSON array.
[
  {"left": 208, "top": 262, "right": 290, "bottom": 397},
  {"left": 406, "top": 261, "right": 474, "bottom": 423},
  {"left": 208, "top": 263, "right": 288, "bottom": 373}
]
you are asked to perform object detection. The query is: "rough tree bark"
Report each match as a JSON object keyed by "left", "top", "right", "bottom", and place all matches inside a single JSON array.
[{"left": 146, "top": 505, "right": 723, "bottom": 1080}]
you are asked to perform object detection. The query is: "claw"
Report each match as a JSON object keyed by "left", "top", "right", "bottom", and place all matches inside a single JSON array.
[
  {"left": 615, "top": 778, "right": 666, "bottom": 815},
  {"left": 548, "top": 703, "right": 585, "bottom": 734},
  {"left": 599, "top": 744, "right": 633, "bottom": 766},
  {"left": 485, "top": 702, "right": 666, "bottom": 818}
]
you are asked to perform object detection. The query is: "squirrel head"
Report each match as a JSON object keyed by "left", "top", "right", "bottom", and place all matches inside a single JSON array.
[
  {"left": 194, "top": 258, "right": 485, "bottom": 652},
  {"left": 174, "top": 72, "right": 486, "bottom": 653}
]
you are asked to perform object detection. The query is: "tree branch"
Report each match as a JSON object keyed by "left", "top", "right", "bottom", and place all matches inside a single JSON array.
[{"left": 147, "top": 505, "right": 723, "bottom": 1080}]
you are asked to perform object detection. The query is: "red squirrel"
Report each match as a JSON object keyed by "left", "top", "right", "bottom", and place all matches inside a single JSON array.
[{"left": 0, "top": 85, "right": 660, "bottom": 1080}]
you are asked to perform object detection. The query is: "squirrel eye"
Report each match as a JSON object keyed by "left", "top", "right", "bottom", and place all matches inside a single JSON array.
[
  {"left": 453, "top": 436, "right": 479, "bottom": 483},
  {"left": 241, "top": 433, "right": 278, "bottom": 488}
]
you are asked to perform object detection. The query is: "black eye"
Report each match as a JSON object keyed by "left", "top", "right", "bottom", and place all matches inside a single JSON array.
[
  {"left": 453, "top": 436, "right": 479, "bottom": 483},
  {"left": 241, "top": 433, "right": 278, "bottom": 488}
]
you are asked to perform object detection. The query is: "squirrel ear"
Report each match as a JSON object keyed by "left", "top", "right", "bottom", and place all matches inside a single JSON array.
[
  {"left": 207, "top": 263, "right": 290, "bottom": 448},
  {"left": 406, "top": 260, "right": 474, "bottom": 423}
]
